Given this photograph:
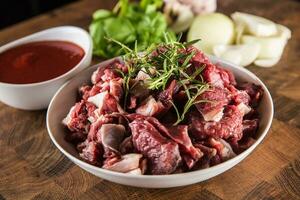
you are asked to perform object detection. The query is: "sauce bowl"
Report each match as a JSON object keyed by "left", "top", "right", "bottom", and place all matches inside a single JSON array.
[
  {"left": 46, "top": 56, "right": 273, "bottom": 188},
  {"left": 0, "top": 26, "right": 92, "bottom": 110}
]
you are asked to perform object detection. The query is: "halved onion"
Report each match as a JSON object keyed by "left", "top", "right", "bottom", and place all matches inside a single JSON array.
[
  {"left": 213, "top": 43, "right": 260, "bottom": 66},
  {"left": 241, "top": 24, "right": 291, "bottom": 59},
  {"left": 254, "top": 57, "right": 281, "bottom": 67},
  {"left": 241, "top": 35, "right": 285, "bottom": 59},
  {"left": 187, "top": 13, "right": 235, "bottom": 54},
  {"left": 241, "top": 35, "right": 287, "bottom": 59},
  {"left": 235, "top": 23, "right": 245, "bottom": 44},
  {"left": 231, "top": 12, "right": 277, "bottom": 37},
  {"left": 277, "top": 24, "right": 292, "bottom": 40}
]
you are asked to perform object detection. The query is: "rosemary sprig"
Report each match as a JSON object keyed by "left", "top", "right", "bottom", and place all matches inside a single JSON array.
[
  {"left": 107, "top": 34, "right": 209, "bottom": 124},
  {"left": 172, "top": 84, "right": 209, "bottom": 125}
]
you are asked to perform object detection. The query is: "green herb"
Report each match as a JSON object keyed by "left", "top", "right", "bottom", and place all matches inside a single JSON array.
[
  {"left": 110, "top": 34, "right": 209, "bottom": 125},
  {"left": 89, "top": 0, "right": 175, "bottom": 58},
  {"left": 172, "top": 84, "right": 209, "bottom": 125}
]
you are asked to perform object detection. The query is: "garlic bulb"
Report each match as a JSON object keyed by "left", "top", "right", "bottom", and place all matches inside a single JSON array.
[
  {"left": 163, "top": 0, "right": 194, "bottom": 33},
  {"left": 178, "top": 0, "right": 217, "bottom": 15},
  {"left": 163, "top": 0, "right": 217, "bottom": 33}
]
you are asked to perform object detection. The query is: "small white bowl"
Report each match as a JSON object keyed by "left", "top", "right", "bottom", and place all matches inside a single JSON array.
[
  {"left": 0, "top": 26, "right": 92, "bottom": 110},
  {"left": 47, "top": 57, "right": 273, "bottom": 188}
]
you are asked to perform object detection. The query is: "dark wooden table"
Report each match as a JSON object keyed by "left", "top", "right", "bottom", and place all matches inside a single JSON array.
[{"left": 0, "top": 0, "right": 299, "bottom": 199}]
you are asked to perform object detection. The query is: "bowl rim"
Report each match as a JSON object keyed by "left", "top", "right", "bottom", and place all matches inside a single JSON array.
[
  {"left": 0, "top": 26, "right": 92, "bottom": 88},
  {"left": 46, "top": 56, "right": 274, "bottom": 179}
]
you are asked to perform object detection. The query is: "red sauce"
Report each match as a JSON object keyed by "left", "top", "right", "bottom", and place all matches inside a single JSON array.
[{"left": 0, "top": 40, "right": 85, "bottom": 84}]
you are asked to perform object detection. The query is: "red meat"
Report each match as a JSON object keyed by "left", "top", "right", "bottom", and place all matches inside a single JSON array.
[
  {"left": 217, "top": 65, "right": 237, "bottom": 86},
  {"left": 119, "top": 136, "right": 134, "bottom": 154},
  {"left": 129, "top": 80, "right": 150, "bottom": 100},
  {"left": 127, "top": 114, "right": 202, "bottom": 169},
  {"left": 202, "top": 64, "right": 236, "bottom": 88},
  {"left": 63, "top": 44, "right": 263, "bottom": 175},
  {"left": 63, "top": 100, "right": 96, "bottom": 140},
  {"left": 127, "top": 96, "right": 137, "bottom": 110},
  {"left": 146, "top": 117, "right": 202, "bottom": 163},
  {"left": 88, "top": 91, "right": 124, "bottom": 117},
  {"left": 193, "top": 143, "right": 217, "bottom": 169},
  {"left": 242, "top": 119, "right": 259, "bottom": 137},
  {"left": 91, "top": 59, "right": 126, "bottom": 84},
  {"left": 238, "top": 83, "right": 263, "bottom": 107},
  {"left": 136, "top": 80, "right": 178, "bottom": 117},
  {"left": 135, "top": 96, "right": 165, "bottom": 117},
  {"left": 87, "top": 115, "right": 113, "bottom": 142},
  {"left": 208, "top": 138, "right": 236, "bottom": 161},
  {"left": 189, "top": 105, "right": 243, "bottom": 140},
  {"left": 167, "top": 125, "right": 203, "bottom": 168},
  {"left": 186, "top": 46, "right": 212, "bottom": 67},
  {"left": 227, "top": 85, "right": 250, "bottom": 105},
  {"left": 79, "top": 85, "right": 91, "bottom": 101},
  {"left": 195, "top": 87, "right": 229, "bottom": 121},
  {"left": 79, "top": 141, "right": 103, "bottom": 165},
  {"left": 157, "top": 79, "right": 178, "bottom": 106},
  {"left": 109, "top": 78, "right": 123, "bottom": 101},
  {"left": 129, "top": 118, "right": 182, "bottom": 174},
  {"left": 79, "top": 85, "right": 102, "bottom": 101}
]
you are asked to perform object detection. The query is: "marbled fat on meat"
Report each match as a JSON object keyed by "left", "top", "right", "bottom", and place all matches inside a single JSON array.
[
  {"left": 195, "top": 87, "right": 229, "bottom": 122},
  {"left": 189, "top": 105, "right": 243, "bottom": 140}
]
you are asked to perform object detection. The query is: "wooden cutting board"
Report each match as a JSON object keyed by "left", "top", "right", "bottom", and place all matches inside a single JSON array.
[{"left": 0, "top": 0, "right": 299, "bottom": 199}]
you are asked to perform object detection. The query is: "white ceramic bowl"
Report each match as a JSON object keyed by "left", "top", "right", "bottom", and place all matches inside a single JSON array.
[
  {"left": 0, "top": 26, "right": 92, "bottom": 110},
  {"left": 47, "top": 57, "right": 273, "bottom": 188}
]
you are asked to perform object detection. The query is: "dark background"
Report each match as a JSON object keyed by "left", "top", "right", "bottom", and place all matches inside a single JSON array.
[{"left": 0, "top": 0, "right": 78, "bottom": 29}]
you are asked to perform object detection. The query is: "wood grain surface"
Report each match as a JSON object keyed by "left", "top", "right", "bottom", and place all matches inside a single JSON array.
[{"left": 0, "top": 0, "right": 299, "bottom": 199}]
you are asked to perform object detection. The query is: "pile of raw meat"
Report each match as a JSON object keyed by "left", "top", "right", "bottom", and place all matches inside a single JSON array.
[{"left": 63, "top": 46, "right": 263, "bottom": 175}]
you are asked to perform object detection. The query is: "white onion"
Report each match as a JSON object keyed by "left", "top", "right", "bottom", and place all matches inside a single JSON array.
[
  {"left": 254, "top": 57, "right": 281, "bottom": 67},
  {"left": 187, "top": 13, "right": 235, "bottom": 54},
  {"left": 241, "top": 34, "right": 287, "bottom": 59},
  {"left": 213, "top": 43, "right": 260, "bottom": 67},
  {"left": 231, "top": 12, "right": 277, "bottom": 37}
]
